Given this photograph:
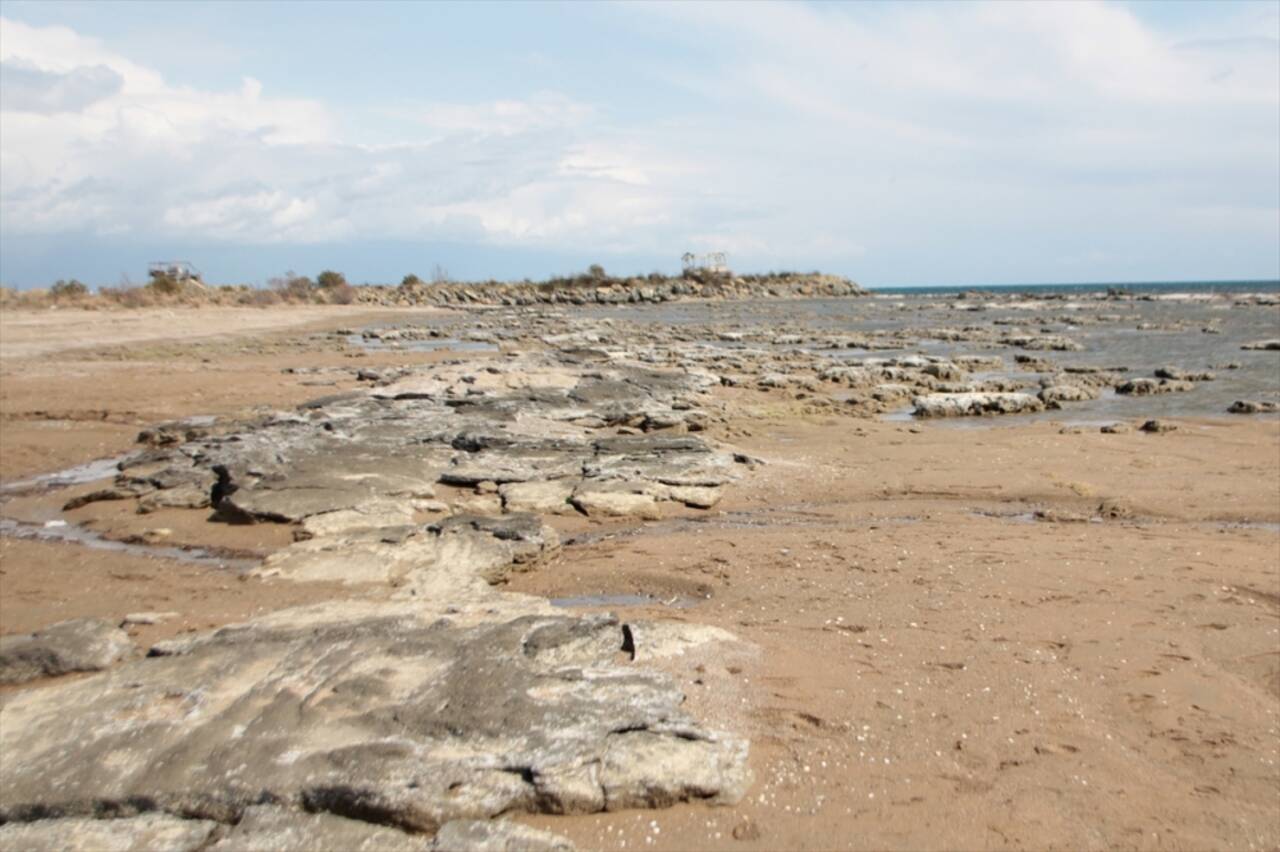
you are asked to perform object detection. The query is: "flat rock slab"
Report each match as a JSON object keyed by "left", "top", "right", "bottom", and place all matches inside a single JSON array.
[
  {"left": 0, "top": 813, "right": 218, "bottom": 852},
  {"left": 0, "top": 601, "right": 750, "bottom": 833},
  {"left": 0, "top": 618, "right": 134, "bottom": 685},
  {"left": 0, "top": 809, "right": 575, "bottom": 852},
  {"left": 1115, "top": 378, "right": 1195, "bottom": 395},
  {"left": 912, "top": 392, "right": 1045, "bottom": 418},
  {"left": 258, "top": 513, "right": 559, "bottom": 589},
  {"left": 500, "top": 480, "right": 578, "bottom": 515}
]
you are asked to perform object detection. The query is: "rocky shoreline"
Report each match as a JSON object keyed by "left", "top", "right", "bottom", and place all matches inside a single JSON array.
[{"left": 0, "top": 289, "right": 1276, "bottom": 850}]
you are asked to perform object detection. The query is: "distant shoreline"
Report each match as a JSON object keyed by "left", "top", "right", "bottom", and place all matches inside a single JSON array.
[{"left": 868, "top": 279, "right": 1280, "bottom": 295}]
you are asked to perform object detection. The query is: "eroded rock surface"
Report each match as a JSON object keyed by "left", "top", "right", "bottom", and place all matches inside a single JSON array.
[
  {"left": 0, "top": 601, "right": 749, "bottom": 832},
  {"left": 0, "top": 618, "right": 133, "bottom": 684},
  {"left": 911, "top": 392, "right": 1045, "bottom": 418}
]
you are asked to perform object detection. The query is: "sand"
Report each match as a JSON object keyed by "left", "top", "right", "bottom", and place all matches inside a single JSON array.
[{"left": 0, "top": 306, "right": 1276, "bottom": 850}]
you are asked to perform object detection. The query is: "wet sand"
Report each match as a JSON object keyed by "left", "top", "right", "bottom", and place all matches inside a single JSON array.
[{"left": 0, "top": 304, "right": 1276, "bottom": 850}]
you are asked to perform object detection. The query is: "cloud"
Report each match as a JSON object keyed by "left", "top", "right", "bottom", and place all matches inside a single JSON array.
[
  {"left": 0, "top": 60, "right": 123, "bottom": 113},
  {"left": 0, "top": 4, "right": 1276, "bottom": 283}
]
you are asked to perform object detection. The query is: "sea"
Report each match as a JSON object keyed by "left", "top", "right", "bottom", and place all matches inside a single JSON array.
[{"left": 867, "top": 279, "right": 1280, "bottom": 296}]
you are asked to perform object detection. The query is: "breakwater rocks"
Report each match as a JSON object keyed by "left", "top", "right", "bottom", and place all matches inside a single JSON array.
[
  {"left": 370, "top": 272, "right": 865, "bottom": 307},
  {"left": 0, "top": 350, "right": 757, "bottom": 850}
]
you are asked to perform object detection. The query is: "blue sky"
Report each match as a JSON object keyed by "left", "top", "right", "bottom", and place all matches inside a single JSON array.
[{"left": 1, "top": 1, "right": 1277, "bottom": 288}]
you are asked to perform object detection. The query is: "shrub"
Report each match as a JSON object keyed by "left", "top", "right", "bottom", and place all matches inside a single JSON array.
[
  {"left": 50, "top": 279, "right": 89, "bottom": 300},
  {"left": 401, "top": 274, "right": 423, "bottom": 287},
  {"left": 316, "top": 270, "right": 347, "bottom": 290},
  {"left": 269, "top": 271, "right": 314, "bottom": 302},
  {"left": 327, "top": 283, "right": 357, "bottom": 305},
  {"left": 147, "top": 269, "right": 184, "bottom": 295},
  {"left": 587, "top": 263, "right": 606, "bottom": 280},
  {"left": 431, "top": 264, "right": 450, "bottom": 284},
  {"left": 246, "top": 288, "right": 282, "bottom": 307}
]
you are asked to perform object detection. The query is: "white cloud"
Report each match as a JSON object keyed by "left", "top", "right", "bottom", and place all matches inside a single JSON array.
[{"left": 0, "top": 4, "right": 1276, "bottom": 282}]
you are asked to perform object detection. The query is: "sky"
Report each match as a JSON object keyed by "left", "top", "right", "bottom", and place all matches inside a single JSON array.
[{"left": 0, "top": 0, "right": 1277, "bottom": 288}]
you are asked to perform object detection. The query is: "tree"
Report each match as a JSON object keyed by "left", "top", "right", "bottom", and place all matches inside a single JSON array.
[
  {"left": 316, "top": 270, "right": 347, "bottom": 290},
  {"left": 587, "top": 263, "right": 606, "bottom": 280},
  {"left": 50, "top": 279, "right": 89, "bottom": 300}
]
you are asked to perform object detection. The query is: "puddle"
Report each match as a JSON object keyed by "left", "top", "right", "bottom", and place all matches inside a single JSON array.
[
  {"left": 970, "top": 510, "right": 1038, "bottom": 524},
  {"left": 880, "top": 407, "right": 915, "bottom": 422},
  {"left": 549, "top": 593, "right": 702, "bottom": 609},
  {"left": 347, "top": 334, "right": 499, "bottom": 353},
  {"left": 0, "top": 455, "right": 127, "bottom": 496},
  {"left": 0, "top": 517, "right": 258, "bottom": 571},
  {"left": 1208, "top": 521, "right": 1280, "bottom": 534}
]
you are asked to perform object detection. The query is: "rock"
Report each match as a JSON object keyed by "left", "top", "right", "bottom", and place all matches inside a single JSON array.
[
  {"left": 1140, "top": 419, "right": 1176, "bottom": 433},
  {"left": 911, "top": 392, "right": 1044, "bottom": 418},
  {"left": 449, "top": 493, "right": 504, "bottom": 515},
  {"left": 1100, "top": 423, "right": 1132, "bottom": 434},
  {"left": 1154, "top": 367, "right": 1214, "bottom": 381},
  {"left": 441, "top": 451, "right": 585, "bottom": 486},
  {"left": 499, "top": 480, "right": 578, "bottom": 515},
  {"left": 137, "top": 484, "right": 212, "bottom": 513},
  {"left": 63, "top": 484, "right": 153, "bottom": 511},
  {"left": 667, "top": 485, "right": 723, "bottom": 509},
  {"left": 1098, "top": 498, "right": 1136, "bottom": 519},
  {"left": 1038, "top": 384, "right": 1099, "bottom": 406},
  {"left": 0, "top": 603, "right": 751, "bottom": 831},
  {"left": 222, "top": 486, "right": 380, "bottom": 524},
  {"left": 624, "top": 621, "right": 738, "bottom": 662},
  {"left": 259, "top": 513, "right": 559, "bottom": 589},
  {"left": 572, "top": 486, "right": 662, "bottom": 520},
  {"left": 209, "top": 805, "right": 431, "bottom": 851},
  {"left": 999, "top": 334, "right": 1082, "bottom": 351},
  {"left": 121, "top": 611, "right": 180, "bottom": 627},
  {"left": 431, "top": 819, "right": 574, "bottom": 852},
  {"left": 1228, "top": 400, "right": 1280, "bottom": 414},
  {"left": 0, "top": 618, "right": 134, "bottom": 685},
  {"left": 298, "top": 500, "right": 417, "bottom": 538},
  {"left": 1241, "top": 340, "right": 1280, "bottom": 350},
  {"left": 0, "top": 813, "right": 219, "bottom": 852},
  {"left": 1115, "top": 378, "right": 1194, "bottom": 395},
  {"left": 1033, "top": 509, "right": 1090, "bottom": 523}
]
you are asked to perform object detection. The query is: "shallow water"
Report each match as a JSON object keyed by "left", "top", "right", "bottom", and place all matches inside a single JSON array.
[
  {"left": 0, "top": 517, "right": 257, "bottom": 571},
  {"left": 579, "top": 294, "right": 1280, "bottom": 420},
  {"left": 549, "top": 593, "right": 701, "bottom": 609}
]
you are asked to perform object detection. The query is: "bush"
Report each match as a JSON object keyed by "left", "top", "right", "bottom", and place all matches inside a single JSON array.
[
  {"left": 269, "top": 271, "right": 314, "bottom": 302},
  {"left": 246, "top": 288, "right": 282, "bottom": 307},
  {"left": 327, "top": 283, "right": 357, "bottom": 305},
  {"left": 50, "top": 279, "right": 89, "bottom": 300},
  {"left": 147, "top": 269, "right": 183, "bottom": 295},
  {"left": 401, "top": 274, "right": 423, "bottom": 287},
  {"left": 587, "top": 263, "right": 606, "bottom": 280},
  {"left": 316, "top": 270, "right": 347, "bottom": 290}
]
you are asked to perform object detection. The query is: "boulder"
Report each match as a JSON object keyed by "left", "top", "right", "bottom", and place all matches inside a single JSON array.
[
  {"left": 572, "top": 486, "right": 662, "bottom": 520},
  {"left": 1115, "top": 378, "right": 1194, "bottom": 395},
  {"left": 911, "top": 392, "right": 1044, "bottom": 418},
  {"left": 0, "top": 813, "right": 218, "bottom": 852},
  {"left": 499, "top": 480, "right": 578, "bottom": 515},
  {"left": 431, "top": 819, "right": 573, "bottom": 852},
  {"left": 1228, "top": 400, "right": 1280, "bottom": 414},
  {"left": 1038, "top": 384, "right": 1100, "bottom": 406},
  {"left": 0, "top": 618, "right": 134, "bottom": 685},
  {"left": 0, "top": 603, "right": 751, "bottom": 832}
]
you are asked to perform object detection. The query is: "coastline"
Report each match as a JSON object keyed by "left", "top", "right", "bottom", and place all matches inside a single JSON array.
[{"left": 0, "top": 296, "right": 1276, "bottom": 850}]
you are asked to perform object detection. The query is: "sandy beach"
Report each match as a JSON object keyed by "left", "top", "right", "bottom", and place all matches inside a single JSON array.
[{"left": 0, "top": 296, "right": 1277, "bottom": 851}]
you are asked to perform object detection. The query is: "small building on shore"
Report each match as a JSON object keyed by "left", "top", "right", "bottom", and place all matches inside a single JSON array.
[{"left": 681, "top": 251, "right": 729, "bottom": 275}]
